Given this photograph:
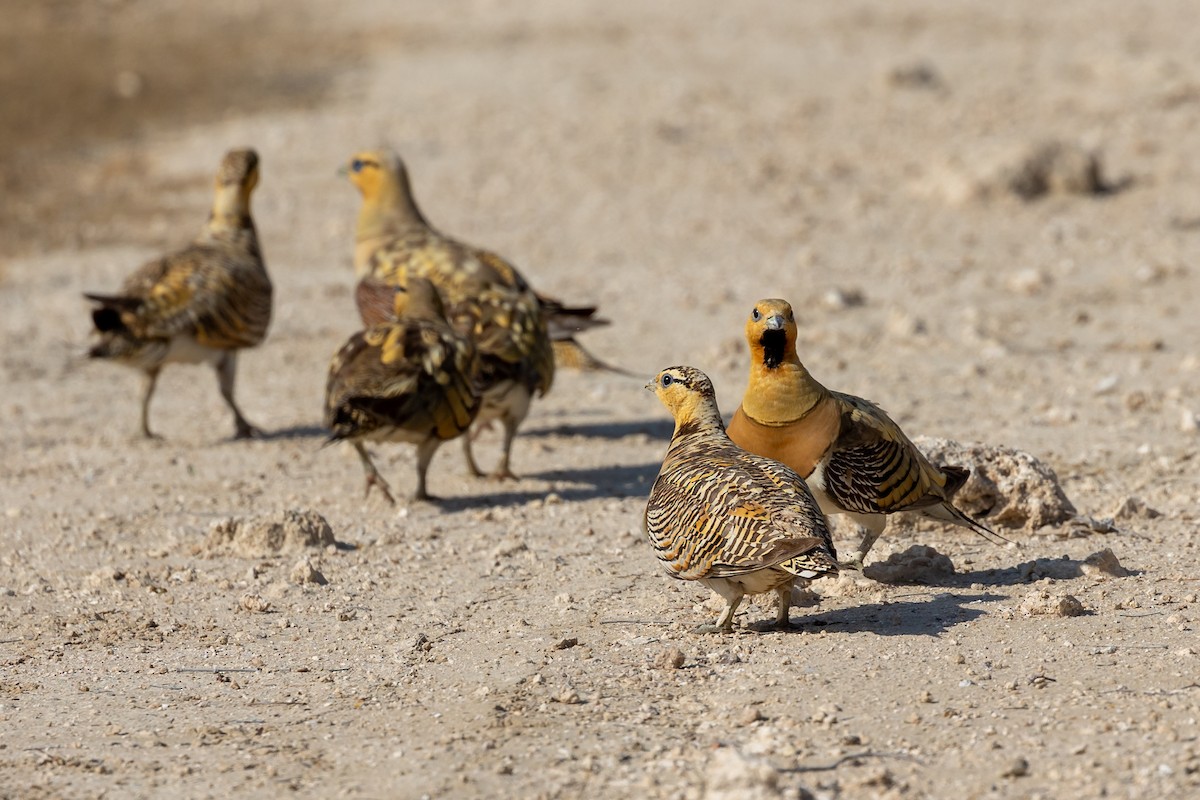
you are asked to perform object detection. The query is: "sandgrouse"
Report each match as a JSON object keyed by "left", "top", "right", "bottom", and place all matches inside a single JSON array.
[
  {"left": 325, "top": 277, "right": 479, "bottom": 502},
  {"left": 344, "top": 149, "right": 556, "bottom": 480},
  {"left": 645, "top": 366, "right": 839, "bottom": 632},
  {"left": 85, "top": 148, "right": 272, "bottom": 440},
  {"left": 726, "top": 298, "right": 1004, "bottom": 569}
]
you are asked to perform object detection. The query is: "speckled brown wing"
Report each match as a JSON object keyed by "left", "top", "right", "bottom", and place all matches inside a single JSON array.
[
  {"left": 89, "top": 242, "right": 272, "bottom": 350},
  {"left": 325, "top": 316, "right": 479, "bottom": 444},
  {"left": 365, "top": 231, "right": 554, "bottom": 397},
  {"left": 820, "top": 392, "right": 951, "bottom": 515}
]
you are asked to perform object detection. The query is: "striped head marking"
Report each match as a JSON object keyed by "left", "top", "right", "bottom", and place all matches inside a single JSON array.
[
  {"left": 646, "top": 366, "right": 720, "bottom": 425},
  {"left": 746, "top": 298, "right": 797, "bottom": 369}
]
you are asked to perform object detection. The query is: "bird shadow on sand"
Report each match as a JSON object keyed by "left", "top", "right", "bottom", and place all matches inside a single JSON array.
[
  {"left": 521, "top": 418, "right": 673, "bottom": 442},
  {"left": 431, "top": 462, "right": 660, "bottom": 510},
  {"left": 762, "top": 591, "right": 1006, "bottom": 637},
  {"left": 253, "top": 424, "right": 330, "bottom": 441}
]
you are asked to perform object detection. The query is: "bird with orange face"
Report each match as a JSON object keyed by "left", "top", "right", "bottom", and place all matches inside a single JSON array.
[
  {"left": 727, "top": 299, "right": 1005, "bottom": 568},
  {"left": 342, "top": 149, "right": 559, "bottom": 481}
]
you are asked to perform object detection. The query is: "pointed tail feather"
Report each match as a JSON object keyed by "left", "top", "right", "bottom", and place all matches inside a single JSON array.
[
  {"left": 924, "top": 501, "right": 1013, "bottom": 546},
  {"left": 551, "top": 338, "right": 637, "bottom": 377}
]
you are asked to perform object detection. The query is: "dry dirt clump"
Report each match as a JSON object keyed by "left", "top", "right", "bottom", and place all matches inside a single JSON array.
[
  {"left": 1017, "top": 548, "right": 1131, "bottom": 581},
  {"left": 913, "top": 436, "right": 1077, "bottom": 531},
  {"left": 1015, "top": 588, "right": 1088, "bottom": 617},
  {"left": 289, "top": 556, "right": 328, "bottom": 585},
  {"left": 1080, "top": 548, "right": 1130, "bottom": 578},
  {"left": 202, "top": 509, "right": 335, "bottom": 557},
  {"left": 703, "top": 747, "right": 785, "bottom": 800},
  {"left": 921, "top": 140, "right": 1111, "bottom": 204},
  {"left": 863, "top": 545, "right": 955, "bottom": 584}
]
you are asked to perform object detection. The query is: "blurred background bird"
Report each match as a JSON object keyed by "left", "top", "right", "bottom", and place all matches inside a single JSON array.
[
  {"left": 343, "top": 148, "right": 628, "bottom": 478},
  {"left": 645, "top": 365, "right": 838, "bottom": 632},
  {"left": 83, "top": 148, "right": 272, "bottom": 440},
  {"left": 324, "top": 276, "right": 479, "bottom": 503},
  {"left": 727, "top": 299, "right": 1006, "bottom": 569}
]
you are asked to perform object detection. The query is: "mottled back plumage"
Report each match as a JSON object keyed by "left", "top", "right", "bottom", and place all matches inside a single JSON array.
[
  {"left": 84, "top": 148, "right": 272, "bottom": 439},
  {"left": 325, "top": 277, "right": 479, "bottom": 502},
  {"left": 346, "top": 149, "right": 557, "bottom": 480},
  {"left": 645, "top": 366, "right": 837, "bottom": 632},
  {"left": 727, "top": 299, "right": 1006, "bottom": 568}
]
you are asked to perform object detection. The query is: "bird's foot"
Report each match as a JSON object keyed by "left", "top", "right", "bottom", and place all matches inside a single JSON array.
[
  {"left": 693, "top": 623, "right": 735, "bottom": 635},
  {"left": 487, "top": 465, "right": 519, "bottom": 481},
  {"left": 363, "top": 474, "right": 396, "bottom": 506},
  {"left": 234, "top": 422, "right": 262, "bottom": 440},
  {"left": 838, "top": 555, "right": 866, "bottom": 571}
]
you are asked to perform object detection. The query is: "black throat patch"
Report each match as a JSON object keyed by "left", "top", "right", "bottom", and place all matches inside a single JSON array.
[{"left": 760, "top": 328, "right": 786, "bottom": 368}]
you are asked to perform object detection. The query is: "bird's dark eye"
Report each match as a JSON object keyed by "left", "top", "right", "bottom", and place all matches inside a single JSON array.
[
  {"left": 351, "top": 159, "right": 365, "bottom": 172},
  {"left": 752, "top": 308, "right": 761, "bottom": 321},
  {"left": 661, "top": 374, "right": 674, "bottom": 387}
]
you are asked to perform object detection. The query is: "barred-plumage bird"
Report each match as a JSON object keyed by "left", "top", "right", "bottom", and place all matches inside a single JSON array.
[
  {"left": 645, "top": 366, "right": 838, "bottom": 633},
  {"left": 325, "top": 277, "right": 479, "bottom": 503},
  {"left": 726, "top": 299, "right": 1005, "bottom": 569},
  {"left": 84, "top": 148, "right": 272, "bottom": 439},
  {"left": 344, "top": 149, "right": 554, "bottom": 480}
]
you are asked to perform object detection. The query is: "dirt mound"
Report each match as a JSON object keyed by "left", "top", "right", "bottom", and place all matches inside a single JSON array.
[
  {"left": 202, "top": 509, "right": 335, "bottom": 557},
  {"left": 863, "top": 545, "right": 955, "bottom": 584}
]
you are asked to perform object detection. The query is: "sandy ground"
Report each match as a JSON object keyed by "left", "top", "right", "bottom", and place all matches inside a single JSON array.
[{"left": 3, "top": 1, "right": 1200, "bottom": 797}]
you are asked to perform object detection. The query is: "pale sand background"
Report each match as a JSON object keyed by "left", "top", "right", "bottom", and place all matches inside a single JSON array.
[{"left": 2, "top": 1, "right": 1199, "bottom": 797}]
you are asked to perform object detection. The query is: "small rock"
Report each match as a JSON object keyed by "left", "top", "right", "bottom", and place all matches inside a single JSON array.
[
  {"left": 1181, "top": 409, "right": 1199, "bottom": 434},
  {"left": 740, "top": 707, "right": 765, "bottom": 725},
  {"left": 552, "top": 637, "right": 579, "bottom": 651},
  {"left": 655, "top": 648, "right": 686, "bottom": 670},
  {"left": 1081, "top": 548, "right": 1130, "bottom": 578},
  {"left": 1018, "top": 589, "right": 1086, "bottom": 617},
  {"left": 288, "top": 557, "right": 328, "bottom": 586},
  {"left": 821, "top": 287, "right": 866, "bottom": 310},
  {"left": 238, "top": 594, "right": 272, "bottom": 613},
  {"left": 1092, "top": 374, "right": 1120, "bottom": 396},
  {"left": 703, "top": 747, "right": 783, "bottom": 800},
  {"left": 1007, "top": 268, "right": 1052, "bottom": 296},
  {"left": 1002, "top": 757, "right": 1030, "bottom": 778},
  {"left": 1110, "top": 497, "right": 1160, "bottom": 521}
]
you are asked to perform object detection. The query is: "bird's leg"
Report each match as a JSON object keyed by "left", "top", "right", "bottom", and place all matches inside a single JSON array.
[
  {"left": 215, "top": 352, "right": 260, "bottom": 439},
  {"left": 774, "top": 583, "right": 793, "bottom": 629},
  {"left": 461, "top": 432, "right": 486, "bottom": 478},
  {"left": 488, "top": 413, "right": 520, "bottom": 481},
  {"left": 413, "top": 438, "right": 443, "bottom": 502},
  {"left": 355, "top": 442, "right": 395, "bottom": 505},
  {"left": 696, "top": 584, "right": 743, "bottom": 634},
  {"left": 140, "top": 368, "right": 162, "bottom": 440},
  {"left": 841, "top": 514, "right": 887, "bottom": 570}
]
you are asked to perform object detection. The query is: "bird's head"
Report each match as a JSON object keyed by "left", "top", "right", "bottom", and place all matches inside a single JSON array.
[
  {"left": 745, "top": 298, "right": 797, "bottom": 369},
  {"left": 342, "top": 149, "right": 406, "bottom": 199},
  {"left": 213, "top": 148, "right": 260, "bottom": 205},
  {"left": 646, "top": 366, "right": 722, "bottom": 427}
]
